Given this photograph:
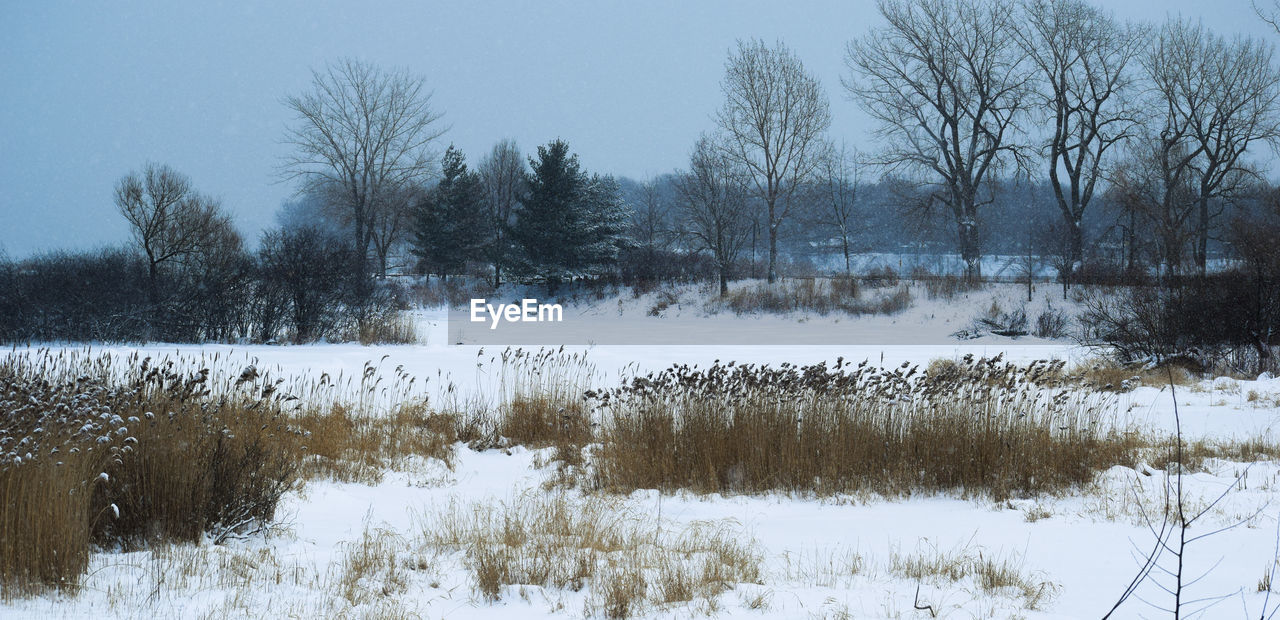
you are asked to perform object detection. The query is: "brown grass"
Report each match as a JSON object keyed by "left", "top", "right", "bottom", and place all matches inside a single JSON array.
[
  {"left": 355, "top": 311, "right": 418, "bottom": 345},
  {"left": 0, "top": 351, "right": 304, "bottom": 596},
  {"left": 589, "top": 356, "right": 1138, "bottom": 499},
  {"left": 910, "top": 268, "right": 984, "bottom": 299},
  {"left": 889, "top": 543, "right": 1057, "bottom": 610},
  {"left": 1071, "top": 358, "right": 1196, "bottom": 392},
  {"left": 334, "top": 521, "right": 410, "bottom": 607},
  {"left": 1145, "top": 436, "right": 1280, "bottom": 473},
  {"left": 0, "top": 351, "right": 463, "bottom": 597},
  {"left": 293, "top": 403, "right": 456, "bottom": 483},
  {"left": 418, "top": 492, "right": 761, "bottom": 617},
  {"left": 717, "top": 278, "right": 912, "bottom": 316},
  {"left": 445, "top": 348, "right": 597, "bottom": 460}
]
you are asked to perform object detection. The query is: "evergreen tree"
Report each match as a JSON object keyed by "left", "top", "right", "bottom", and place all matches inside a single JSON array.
[
  {"left": 411, "top": 146, "right": 486, "bottom": 280},
  {"left": 578, "top": 174, "right": 631, "bottom": 276},
  {"left": 512, "top": 140, "right": 586, "bottom": 288},
  {"left": 512, "top": 140, "right": 631, "bottom": 289}
]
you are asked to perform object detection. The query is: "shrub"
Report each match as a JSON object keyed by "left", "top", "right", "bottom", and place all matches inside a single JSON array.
[
  {"left": 717, "top": 278, "right": 910, "bottom": 317},
  {"left": 1034, "top": 304, "right": 1069, "bottom": 339},
  {"left": 973, "top": 300, "right": 1028, "bottom": 337},
  {"left": 862, "top": 265, "right": 899, "bottom": 288},
  {"left": 910, "top": 267, "right": 982, "bottom": 300},
  {"left": 408, "top": 276, "right": 496, "bottom": 309},
  {"left": 1077, "top": 277, "right": 1278, "bottom": 374},
  {"left": 646, "top": 290, "right": 680, "bottom": 317}
]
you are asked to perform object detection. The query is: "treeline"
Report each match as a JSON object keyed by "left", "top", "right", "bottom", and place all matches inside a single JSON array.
[
  {"left": 0, "top": 164, "right": 401, "bottom": 345},
  {"left": 7, "top": 0, "right": 1280, "bottom": 349}
]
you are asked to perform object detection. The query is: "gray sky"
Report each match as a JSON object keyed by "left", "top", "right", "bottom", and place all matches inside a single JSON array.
[{"left": 2, "top": 0, "right": 1275, "bottom": 257}]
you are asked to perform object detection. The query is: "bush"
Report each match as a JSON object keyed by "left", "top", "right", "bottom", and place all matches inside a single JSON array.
[
  {"left": 1034, "top": 304, "right": 1070, "bottom": 339},
  {"left": 0, "top": 248, "right": 151, "bottom": 343},
  {"left": 970, "top": 300, "right": 1028, "bottom": 337},
  {"left": 407, "top": 276, "right": 496, "bottom": 309},
  {"left": 1078, "top": 275, "right": 1278, "bottom": 374},
  {"left": 862, "top": 265, "right": 899, "bottom": 288},
  {"left": 910, "top": 267, "right": 982, "bottom": 299},
  {"left": 0, "top": 225, "right": 412, "bottom": 346},
  {"left": 717, "top": 278, "right": 910, "bottom": 316},
  {"left": 617, "top": 247, "right": 717, "bottom": 287}
]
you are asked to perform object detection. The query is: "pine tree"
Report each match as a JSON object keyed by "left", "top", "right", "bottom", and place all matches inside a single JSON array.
[
  {"left": 512, "top": 140, "right": 585, "bottom": 289},
  {"left": 578, "top": 174, "right": 631, "bottom": 276},
  {"left": 411, "top": 146, "right": 486, "bottom": 281},
  {"left": 511, "top": 140, "right": 631, "bottom": 289}
]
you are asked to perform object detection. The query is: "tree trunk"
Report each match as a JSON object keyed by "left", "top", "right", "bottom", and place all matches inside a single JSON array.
[
  {"left": 719, "top": 269, "right": 729, "bottom": 297},
  {"left": 842, "top": 235, "right": 852, "bottom": 276},
  {"left": 959, "top": 219, "right": 981, "bottom": 282},
  {"left": 1066, "top": 218, "right": 1082, "bottom": 292},
  {"left": 1125, "top": 207, "right": 1138, "bottom": 278},
  {"left": 147, "top": 259, "right": 160, "bottom": 341},
  {"left": 767, "top": 218, "right": 778, "bottom": 284},
  {"left": 1196, "top": 195, "right": 1209, "bottom": 278}
]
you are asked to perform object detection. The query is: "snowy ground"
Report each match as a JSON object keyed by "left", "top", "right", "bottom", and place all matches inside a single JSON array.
[
  {"left": 6, "top": 285, "right": 1280, "bottom": 619},
  {"left": 447, "top": 279, "right": 1075, "bottom": 345}
]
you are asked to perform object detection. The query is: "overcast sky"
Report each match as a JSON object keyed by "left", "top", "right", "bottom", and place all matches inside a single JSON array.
[{"left": 2, "top": 0, "right": 1276, "bottom": 257}]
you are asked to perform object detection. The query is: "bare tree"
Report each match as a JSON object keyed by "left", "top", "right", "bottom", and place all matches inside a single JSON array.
[
  {"left": 675, "top": 136, "right": 752, "bottom": 296},
  {"left": 631, "top": 178, "right": 672, "bottom": 254},
  {"left": 1256, "top": 1, "right": 1280, "bottom": 35},
  {"left": 816, "top": 143, "right": 864, "bottom": 276},
  {"left": 367, "top": 182, "right": 422, "bottom": 279},
  {"left": 1015, "top": 0, "right": 1147, "bottom": 284},
  {"left": 716, "top": 38, "right": 831, "bottom": 284},
  {"left": 478, "top": 139, "right": 525, "bottom": 286},
  {"left": 1107, "top": 138, "right": 1200, "bottom": 278},
  {"left": 845, "top": 0, "right": 1032, "bottom": 281},
  {"left": 1190, "top": 29, "right": 1280, "bottom": 275},
  {"left": 115, "top": 163, "right": 237, "bottom": 329},
  {"left": 281, "top": 58, "right": 446, "bottom": 281},
  {"left": 1143, "top": 20, "right": 1280, "bottom": 277},
  {"left": 627, "top": 176, "right": 677, "bottom": 283}
]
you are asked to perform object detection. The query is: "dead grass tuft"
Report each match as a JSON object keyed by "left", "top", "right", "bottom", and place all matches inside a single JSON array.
[
  {"left": 293, "top": 402, "right": 455, "bottom": 484},
  {"left": 1070, "top": 358, "right": 1196, "bottom": 392},
  {"left": 334, "top": 520, "right": 410, "bottom": 607},
  {"left": 890, "top": 543, "right": 1057, "bottom": 609},
  {"left": 418, "top": 492, "right": 762, "bottom": 617},
  {"left": 355, "top": 311, "right": 419, "bottom": 345}
]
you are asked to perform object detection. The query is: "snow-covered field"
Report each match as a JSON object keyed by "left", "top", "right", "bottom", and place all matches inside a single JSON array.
[{"left": 6, "top": 286, "right": 1280, "bottom": 619}]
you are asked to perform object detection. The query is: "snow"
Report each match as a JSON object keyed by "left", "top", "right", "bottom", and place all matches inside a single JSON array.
[{"left": 4, "top": 285, "right": 1280, "bottom": 618}]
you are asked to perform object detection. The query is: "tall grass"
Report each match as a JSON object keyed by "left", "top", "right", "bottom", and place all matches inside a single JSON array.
[
  {"left": 0, "top": 351, "right": 303, "bottom": 596},
  {"left": 0, "top": 350, "right": 459, "bottom": 597},
  {"left": 443, "top": 347, "right": 599, "bottom": 452},
  {"left": 588, "top": 356, "right": 1138, "bottom": 499}
]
